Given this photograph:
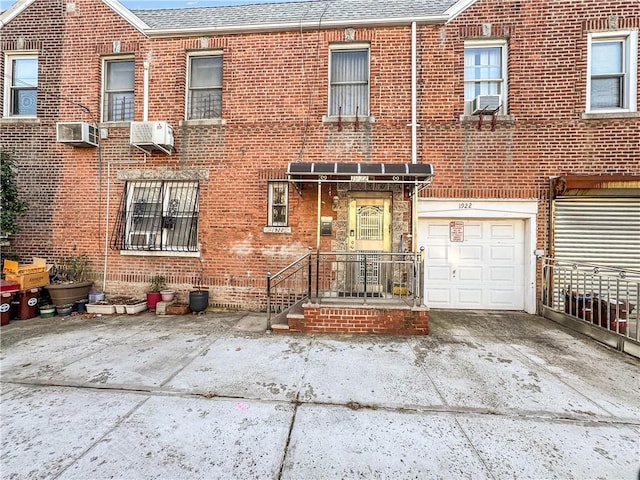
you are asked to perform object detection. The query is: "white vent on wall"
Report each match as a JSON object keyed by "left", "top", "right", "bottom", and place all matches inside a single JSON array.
[
  {"left": 56, "top": 122, "right": 98, "bottom": 147},
  {"left": 130, "top": 121, "right": 174, "bottom": 155},
  {"left": 471, "top": 95, "right": 501, "bottom": 115}
]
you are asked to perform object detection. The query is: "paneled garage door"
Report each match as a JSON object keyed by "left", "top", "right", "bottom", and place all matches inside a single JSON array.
[{"left": 419, "top": 218, "right": 525, "bottom": 310}]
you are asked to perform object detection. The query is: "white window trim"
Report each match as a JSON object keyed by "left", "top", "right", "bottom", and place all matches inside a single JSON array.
[
  {"left": 586, "top": 30, "right": 638, "bottom": 114},
  {"left": 327, "top": 42, "right": 371, "bottom": 118},
  {"left": 185, "top": 49, "right": 224, "bottom": 121},
  {"left": 463, "top": 39, "right": 508, "bottom": 115},
  {"left": 101, "top": 55, "right": 135, "bottom": 123},
  {"left": 3, "top": 51, "right": 38, "bottom": 118}
]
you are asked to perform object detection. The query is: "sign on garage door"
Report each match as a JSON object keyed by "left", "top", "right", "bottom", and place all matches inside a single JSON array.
[{"left": 419, "top": 219, "right": 525, "bottom": 310}]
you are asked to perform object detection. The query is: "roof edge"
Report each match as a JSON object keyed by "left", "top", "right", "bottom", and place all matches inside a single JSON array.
[
  {"left": 0, "top": 0, "right": 37, "bottom": 29},
  {"left": 102, "top": 0, "right": 150, "bottom": 36},
  {"left": 444, "top": 0, "right": 478, "bottom": 23},
  {"left": 144, "top": 15, "right": 450, "bottom": 38}
]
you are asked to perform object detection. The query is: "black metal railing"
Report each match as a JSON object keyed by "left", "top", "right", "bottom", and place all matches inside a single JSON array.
[
  {"left": 542, "top": 258, "right": 639, "bottom": 341},
  {"left": 266, "top": 249, "right": 424, "bottom": 330}
]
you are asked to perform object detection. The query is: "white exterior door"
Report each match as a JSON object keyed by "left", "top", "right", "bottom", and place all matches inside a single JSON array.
[{"left": 420, "top": 218, "right": 525, "bottom": 310}]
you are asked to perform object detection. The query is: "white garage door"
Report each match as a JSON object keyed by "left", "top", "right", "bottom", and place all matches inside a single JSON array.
[{"left": 420, "top": 218, "right": 525, "bottom": 310}]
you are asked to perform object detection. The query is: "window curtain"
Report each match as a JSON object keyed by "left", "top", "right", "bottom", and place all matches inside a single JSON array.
[
  {"left": 464, "top": 47, "right": 501, "bottom": 99},
  {"left": 330, "top": 50, "right": 369, "bottom": 116}
]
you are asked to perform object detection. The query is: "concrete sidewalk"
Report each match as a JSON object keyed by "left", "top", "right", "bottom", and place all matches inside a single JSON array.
[{"left": 1, "top": 309, "right": 639, "bottom": 479}]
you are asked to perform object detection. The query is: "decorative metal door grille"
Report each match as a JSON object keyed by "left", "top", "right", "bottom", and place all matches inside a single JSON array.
[{"left": 357, "top": 205, "right": 383, "bottom": 240}]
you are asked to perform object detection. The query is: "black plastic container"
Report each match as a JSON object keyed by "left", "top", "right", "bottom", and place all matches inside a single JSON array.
[{"left": 189, "top": 290, "right": 209, "bottom": 313}]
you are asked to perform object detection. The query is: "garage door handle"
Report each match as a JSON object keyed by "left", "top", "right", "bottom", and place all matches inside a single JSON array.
[{"left": 452, "top": 269, "right": 456, "bottom": 278}]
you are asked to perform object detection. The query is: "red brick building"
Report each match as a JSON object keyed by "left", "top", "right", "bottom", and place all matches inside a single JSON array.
[{"left": 1, "top": 0, "right": 638, "bottom": 316}]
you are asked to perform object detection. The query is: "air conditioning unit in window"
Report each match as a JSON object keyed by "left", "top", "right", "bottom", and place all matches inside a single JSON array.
[
  {"left": 130, "top": 121, "right": 174, "bottom": 155},
  {"left": 129, "top": 232, "right": 159, "bottom": 249},
  {"left": 56, "top": 122, "right": 99, "bottom": 147},
  {"left": 471, "top": 95, "right": 501, "bottom": 115}
]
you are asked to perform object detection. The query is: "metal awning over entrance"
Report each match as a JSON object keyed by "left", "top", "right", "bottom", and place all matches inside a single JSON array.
[{"left": 287, "top": 162, "right": 434, "bottom": 191}]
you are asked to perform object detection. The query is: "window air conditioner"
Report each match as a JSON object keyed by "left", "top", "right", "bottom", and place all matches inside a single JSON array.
[
  {"left": 56, "top": 122, "right": 99, "bottom": 147},
  {"left": 129, "top": 232, "right": 159, "bottom": 249},
  {"left": 130, "top": 121, "right": 174, "bottom": 155},
  {"left": 471, "top": 95, "right": 501, "bottom": 115}
]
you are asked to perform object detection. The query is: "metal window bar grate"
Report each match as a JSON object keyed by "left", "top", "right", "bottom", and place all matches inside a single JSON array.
[{"left": 111, "top": 181, "right": 199, "bottom": 252}]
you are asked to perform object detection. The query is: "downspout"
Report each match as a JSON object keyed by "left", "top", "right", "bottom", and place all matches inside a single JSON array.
[
  {"left": 317, "top": 182, "right": 322, "bottom": 250},
  {"left": 410, "top": 21, "right": 419, "bottom": 253},
  {"left": 143, "top": 61, "right": 150, "bottom": 121}
]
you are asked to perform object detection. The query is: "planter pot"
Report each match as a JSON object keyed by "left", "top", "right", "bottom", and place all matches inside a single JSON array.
[
  {"left": 146, "top": 292, "right": 162, "bottom": 310},
  {"left": 88, "top": 292, "right": 105, "bottom": 304},
  {"left": 85, "top": 304, "right": 115, "bottom": 315},
  {"left": 126, "top": 302, "right": 147, "bottom": 314},
  {"left": 57, "top": 304, "right": 73, "bottom": 316},
  {"left": 189, "top": 290, "right": 209, "bottom": 313},
  {"left": 160, "top": 290, "right": 175, "bottom": 302},
  {"left": 39, "top": 306, "right": 56, "bottom": 318},
  {"left": 74, "top": 299, "right": 89, "bottom": 313},
  {"left": 47, "top": 281, "right": 93, "bottom": 307}
]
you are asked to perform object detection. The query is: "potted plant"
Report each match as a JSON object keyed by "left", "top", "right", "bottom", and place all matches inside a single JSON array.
[
  {"left": 146, "top": 275, "right": 166, "bottom": 310},
  {"left": 46, "top": 252, "right": 94, "bottom": 307}
]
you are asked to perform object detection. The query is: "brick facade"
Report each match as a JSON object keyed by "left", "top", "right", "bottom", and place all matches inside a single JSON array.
[{"left": 1, "top": 0, "right": 638, "bottom": 312}]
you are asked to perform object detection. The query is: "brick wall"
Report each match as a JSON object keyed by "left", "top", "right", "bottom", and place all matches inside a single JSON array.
[
  {"left": 287, "top": 304, "right": 429, "bottom": 335},
  {"left": 1, "top": 0, "right": 638, "bottom": 309}
]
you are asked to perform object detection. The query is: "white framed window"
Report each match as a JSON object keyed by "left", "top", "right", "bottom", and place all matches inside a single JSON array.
[
  {"left": 187, "top": 53, "right": 223, "bottom": 120},
  {"left": 586, "top": 30, "right": 638, "bottom": 113},
  {"left": 268, "top": 182, "right": 288, "bottom": 227},
  {"left": 464, "top": 40, "right": 508, "bottom": 113},
  {"left": 329, "top": 44, "right": 370, "bottom": 116},
  {"left": 4, "top": 53, "right": 38, "bottom": 117},
  {"left": 113, "top": 181, "right": 199, "bottom": 252},
  {"left": 102, "top": 58, "right": 134, "bottom": 122}
]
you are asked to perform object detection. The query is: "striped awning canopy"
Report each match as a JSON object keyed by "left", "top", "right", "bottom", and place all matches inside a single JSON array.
[{"left": 287, "top": 162, "right": 434, "bottom": 188}]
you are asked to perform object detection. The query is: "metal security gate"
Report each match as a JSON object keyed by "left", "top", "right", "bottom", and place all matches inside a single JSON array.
[{"left": 553, "top": 197, "right": 640, "bottom": 269}]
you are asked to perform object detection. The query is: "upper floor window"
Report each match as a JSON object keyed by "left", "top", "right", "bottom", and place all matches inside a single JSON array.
[
  {"left": 587, "top": 31, "right": 638, "bottom": 112},
  {"left": 187, "top": 54, "right": 223, "bottom": 120},
  {"left": 329, "top": 45, "right": 369, "bottom": 116},
  {"left": 4, "top": 54, "right": 38, "bottom": 117},
  {"left": 112, "top": 180, "right": 199, "bottom": 252},
  {"left": 268, "top": 182, "right": 288, "bottom": 227},
  {"left": 103, "top": 58, "right": 134, "bottom": 122},
  {"left": 464, "top": 41, "right": 507, "bottom": 114}
]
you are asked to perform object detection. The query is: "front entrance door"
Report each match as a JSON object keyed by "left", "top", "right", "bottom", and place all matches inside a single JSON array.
[{"left": 347, "top": 195, "right": 391, "bottom": 293}]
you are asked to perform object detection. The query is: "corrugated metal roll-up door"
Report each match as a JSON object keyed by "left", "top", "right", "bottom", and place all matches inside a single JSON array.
[{"left": 553, "top": 198, "right": 640, "bottom": 270}]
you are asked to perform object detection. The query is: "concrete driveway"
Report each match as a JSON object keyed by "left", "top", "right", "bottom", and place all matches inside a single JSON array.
[{"left": 1, "top": 309, "right": 639, "bottom": 479}]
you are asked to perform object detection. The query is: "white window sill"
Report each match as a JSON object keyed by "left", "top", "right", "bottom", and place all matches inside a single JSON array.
[
  {"left": 322, "top": 115, "right": 375, "bottom": 125},
  {"left": 263, "top": 226, "right": 291, "bottom": 234},
  {"left": 581, "top": 111, "right": 640, "bottom": 120},
  {"left": 120, "top": 250, "right": 201, "bottom": 258},
  {"left": 179, "top": 118, "right": 227, "bottom": 127},
  {"left": 0, "top": 117, "right": 40, "bottom": 124},
  {"left": 99, "top": 121, "right": 131, "bottom": 128}
]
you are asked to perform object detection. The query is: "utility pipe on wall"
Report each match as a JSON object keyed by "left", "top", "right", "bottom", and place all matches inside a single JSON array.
[
  {"left": 410, "top": 21, "right": 419, "bottom": 253},
  {"left": 143, "top": 61, "right": 150, "bottom": 121}
]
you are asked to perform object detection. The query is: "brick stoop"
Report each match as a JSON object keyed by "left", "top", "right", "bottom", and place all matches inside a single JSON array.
[{"left": 285, "top": 301, "right": 429, "bottom": 335}]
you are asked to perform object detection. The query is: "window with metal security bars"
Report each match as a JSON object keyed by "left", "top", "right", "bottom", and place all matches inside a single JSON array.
[
  {"left": 103, "top": 59, "right": 134, "bottom": 122},
  {"left": 111, "top": 181, "right": 199, "bottom": 252},
  {"left": 267, "top": 182, "right": 288, "bottom": 226},
  {"left": 187, "top": 55, "right": 223, "bottom": 120},
  {"left": 329, "top": 47, "right": 369, "bottom": 116}
]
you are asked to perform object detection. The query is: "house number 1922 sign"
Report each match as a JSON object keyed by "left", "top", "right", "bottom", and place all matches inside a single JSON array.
[{"left": 449, "top": 221, "right": 464, "bottom": 242}]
